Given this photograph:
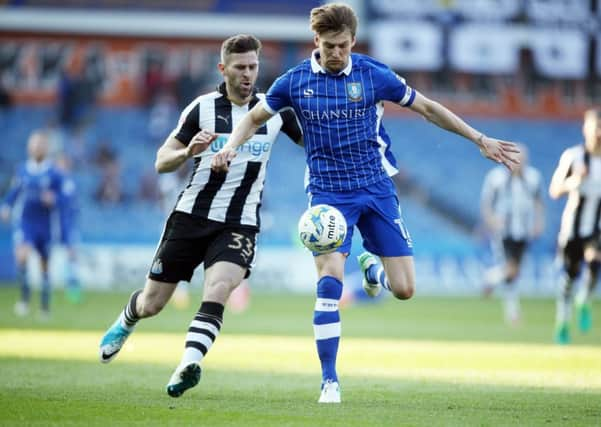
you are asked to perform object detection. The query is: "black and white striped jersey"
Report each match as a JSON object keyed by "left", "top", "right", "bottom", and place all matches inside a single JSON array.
[
  {"left": 168, "top": 83, "right": 302, "bottom": 229},
  {"left": 554, "top": 145, "right": 601, "bottom": 245},
  {"left": 481, "top": 165, "right": 544, "bottom": 241}
]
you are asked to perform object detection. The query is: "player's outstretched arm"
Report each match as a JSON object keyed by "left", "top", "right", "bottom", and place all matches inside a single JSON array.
[
  {"left": 155, "top": 130, "right": 216, "bottom": 173},
  {"left": 408, "top": 91, "right": 520, "bottom": 171},
  {"left": 212, "top": 104, "right": 274, "bottom": 172}
]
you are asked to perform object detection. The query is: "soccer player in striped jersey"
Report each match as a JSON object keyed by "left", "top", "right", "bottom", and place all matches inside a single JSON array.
[
  {"left": 480, "top": 145, "right": 545, "bottom": 325},
  {"left": 549, "top": 108, "right": 601, "bottom": 344},
  {"left": 98, "top": 35, "right": 302, "bottom": 397},
  {"left": 212, "top": 4, "right": 520, "bottom": 403},
  {"left": 0, "top": 130, "right": 64, "bottom": 319}
]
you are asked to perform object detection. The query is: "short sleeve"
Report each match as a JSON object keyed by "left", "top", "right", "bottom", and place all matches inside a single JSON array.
[
  {"left": 372, "top": 62, "right": 415, "bottom": 107},
  {"left": 170, "top": 103, "right": 200, "bottom": 146},
  {"left": 264, "top": 72, "right": 292, "bottom": 114},
  {"left": 480, "top": 169, "right": 498, "bottom": 206}
]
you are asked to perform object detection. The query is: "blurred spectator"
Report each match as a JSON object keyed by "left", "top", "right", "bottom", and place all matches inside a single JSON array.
[
  {"left": 57, "top": 61, "right": 97, "bottom": 130},
  {"left": 93, "top": 140, "right": 126, "bottom": 204},
  {"left": 93, "top": 139, "right": 118, "bottom": 168},
  {"left": 95, "top": 159, "right": 125, "bottom": 204},
  {"left": 143, "top": 60, "right": 167, "bottom": 107}
]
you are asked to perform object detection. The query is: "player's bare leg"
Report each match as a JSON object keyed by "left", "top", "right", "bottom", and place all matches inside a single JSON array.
[
  {"left": 575, "top": 248, "right": 600, "bottom": 333},
  {"left": 99, "top": 279, "right": 177, "bottom": 363},
  {"left": 380, "top": 256, "right": 415, "bottom": 300},
  {"left": 13, "top": 243, "right": 31, "bottom": 317}
]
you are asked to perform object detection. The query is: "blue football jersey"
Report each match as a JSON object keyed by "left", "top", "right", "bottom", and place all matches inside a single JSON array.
[
  {"left": 2, "top": 159, "right": 64, "bottom": 228},
  {"left": 264, "top": 51, "right": 415, "bottom": 193}
]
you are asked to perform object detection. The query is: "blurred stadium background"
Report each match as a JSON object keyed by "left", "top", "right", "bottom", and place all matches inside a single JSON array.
[
  {"left": 1, "top": 1, "right": 600, "bottom": 425},
  {"left": 1, "top": 0, "right": 597, "bottom": 296}
]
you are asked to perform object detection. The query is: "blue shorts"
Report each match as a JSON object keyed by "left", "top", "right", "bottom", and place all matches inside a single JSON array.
[
  {"left": 13, "top": 222, "right": 52, "bottom": 260},
  {"left": 309, "top": 179, "right": 413, "bottom": 257},
  {"left": 60, "top": 225, "right": 80, "bottom": 246}
]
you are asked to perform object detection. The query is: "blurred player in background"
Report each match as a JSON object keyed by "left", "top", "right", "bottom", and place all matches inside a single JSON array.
[
  {"left": 549, "top": 108, "right": 601, "bottom": 344},
  {"left": 98, "top": 35, "right": 302, "bottom": 399},
  {"left": 56, "top": 153, "right": 82, "bottom": 304},
  {"left": 480, "top": 145, "right": 545, "bottom": 325},
  {"left": 212, "top": 3, "right": 520, "bottom": 403},
  {"left": 0, "top": 130, "right": 64, "bottom": 319}
]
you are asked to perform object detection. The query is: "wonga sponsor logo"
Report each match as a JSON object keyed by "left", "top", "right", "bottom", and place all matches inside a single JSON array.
[{"left": 210, "top": 136, "right": 271, "bottom": 157}]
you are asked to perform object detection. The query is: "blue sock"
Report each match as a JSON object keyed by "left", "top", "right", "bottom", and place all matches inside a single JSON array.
[
  {"left": 367, "top": 264, "right": 391, "bottom": 291},
  {"left": 313, "top": 275, "right": 343, "bottom": 383},
  {"left": 17, "top": 265, "right": 30, "bottom": 303},
  {"left": 41, "top": 272, "right": 50, "bottom": 312}
]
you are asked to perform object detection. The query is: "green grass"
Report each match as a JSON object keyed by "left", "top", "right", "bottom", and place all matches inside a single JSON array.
[{"left": 0, "top": 286, "right": 600, "bottom": 426}]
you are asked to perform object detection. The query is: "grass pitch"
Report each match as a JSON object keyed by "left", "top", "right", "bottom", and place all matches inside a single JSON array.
[{"left": 0, "top": 286, "right": 600, "bottom": 426}]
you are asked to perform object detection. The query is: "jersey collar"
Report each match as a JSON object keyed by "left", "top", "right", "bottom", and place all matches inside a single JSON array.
[
  {"left": 26, "top": 159, "right": 51, "bottom": 173},
  {"left": 310, "top": 49, "right": 352, "bottom": 76}
]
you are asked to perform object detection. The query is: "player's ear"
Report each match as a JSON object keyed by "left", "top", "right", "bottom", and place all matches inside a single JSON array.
[
  {"left": 217, "top": 62, "right": 225, "bottom": 75},
  {"left": 350, "top": 36, "right": 356, "bottom": 49},
  {"left": 313, "top": 34, "right": 320, "bottom": 47}
]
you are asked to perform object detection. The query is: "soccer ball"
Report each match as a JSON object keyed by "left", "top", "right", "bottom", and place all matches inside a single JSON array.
[{"left": 298, "top": 204, "right": 347, "bottom": 254}]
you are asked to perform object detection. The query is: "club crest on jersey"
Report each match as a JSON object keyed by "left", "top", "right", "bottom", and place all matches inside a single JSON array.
[{"left": 346, "top": 82, "right": 362, "bottom": 102}]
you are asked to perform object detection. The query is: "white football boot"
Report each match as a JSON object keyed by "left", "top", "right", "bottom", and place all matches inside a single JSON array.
[
  {"left": 318, "top": 379, "right": 341, "bottom": 403},
  {"left": 357, "top": 252, "right": 382, "bottom": 298}
]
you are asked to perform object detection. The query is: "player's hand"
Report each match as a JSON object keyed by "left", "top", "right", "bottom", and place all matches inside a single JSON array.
[
  {"left": 479, "top": 137, "right": 521, "bottom": 171},
  {"left": 211, "top": 147, "right": 237, "bottom": 173},
  {"left": 186, "top": 130, "right": 217, "bottom": 158},
  {"left": 40, "top": 190, "right": 55, "bottom": 207}
]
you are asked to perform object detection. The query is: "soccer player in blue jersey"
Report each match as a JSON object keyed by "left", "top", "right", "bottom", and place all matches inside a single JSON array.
[
  {"left": 56, "top": 154, "right": 82, "bottom": 304},
  {"left": 0, "top": 130, "right": 64, "bottom": 319},
  {"left": 212, "top": 3, "right": 520, "bottom": 403}
]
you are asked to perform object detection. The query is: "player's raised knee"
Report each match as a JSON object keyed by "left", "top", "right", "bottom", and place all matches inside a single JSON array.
[{"left": 390, "top": 280, "right": 414, "bottom": 300}]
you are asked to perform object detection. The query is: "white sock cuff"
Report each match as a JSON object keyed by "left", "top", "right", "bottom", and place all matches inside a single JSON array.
[
  {"left": 313, "top": 322, "right": 341, "bottom": 340},
  {"left": 315, "top": 298, "right": 339, "bottom": 312}
]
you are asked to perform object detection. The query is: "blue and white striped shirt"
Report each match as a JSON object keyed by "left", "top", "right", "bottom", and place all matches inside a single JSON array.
[{"left": 264, "top": 51, "right": 415, "bottom": 193}]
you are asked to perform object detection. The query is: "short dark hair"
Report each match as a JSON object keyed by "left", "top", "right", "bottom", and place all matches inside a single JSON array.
[
  {"left": 310, "top": 3, "right": 358, "bottom": 37},
  {"left": 220, "top": 34, "right": 262, "bottom": 63}
]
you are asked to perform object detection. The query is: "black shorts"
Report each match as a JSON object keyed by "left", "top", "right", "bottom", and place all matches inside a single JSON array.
[
  {"left": 559, "top": 234, "right": 601, "bottom": 278},
  {"left": 502, "top": 238, "right": 527, "bottom": 264},
  {"left": 148, "top": 211, "right": 257, "bottom": 283}
]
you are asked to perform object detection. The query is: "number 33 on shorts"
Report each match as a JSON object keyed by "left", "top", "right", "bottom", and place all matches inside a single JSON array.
[{"left": 228, "top": 232, "right": 255, "bottom": 263}]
